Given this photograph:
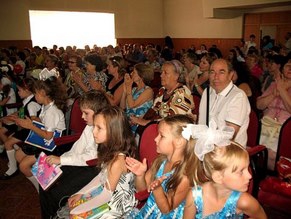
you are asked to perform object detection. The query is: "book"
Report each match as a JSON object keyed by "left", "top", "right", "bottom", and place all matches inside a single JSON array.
[
  {"left": 71, "top": 203, "right": 110, "bottom": 219},
  {"left": 70, "top": 184, "right": 111, "bottom": 215},
  {"left": 25, "top": 120, "right": 62, "bottom": 152},
  {"left": 31, "top": 152, "right": 63, "bottom": 190}
]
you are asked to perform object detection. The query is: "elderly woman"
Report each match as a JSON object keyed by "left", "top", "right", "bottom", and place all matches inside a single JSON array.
[
  {"left": 120, "top": 63, "right": 154, "bottom": 133},
  {"left": 72, "top": 53, "right": 107, "bottom": 93},
  {"left": 105, "top": 56, "right": 126, "bottom": 106},
  {"left": 257, "top": 58, "right": 291, "bottom": 170},
  {"left": 131, "top": 60, "right": 194, "bottom": 128}
]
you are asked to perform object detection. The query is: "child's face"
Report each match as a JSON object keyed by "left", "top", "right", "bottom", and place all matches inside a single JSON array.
[
  {"left": 80, "top": 107, "right": 94, "bottom": 126},
  {"left": 34, "top": 89, "right": 45, "bottom": 104},
  {"left": 154, "top": 122, "right": 174, "bottom": 156},
  {"left": 93, "top": 114, "right": 107, "bottom": 144},
  {"left": 220, "top": 157, "right": 252, "bottom": 192},
  {"left": 17, "top": 86, "right": 31, "bottom": 99}
]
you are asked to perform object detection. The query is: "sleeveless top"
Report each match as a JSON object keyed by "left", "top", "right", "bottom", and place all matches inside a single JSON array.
[
  {"left": 193, "top": 186, "right": 243, "bottom": 219},
  {"left": 90, "top": 155, "right": 137, "bottom": 218},
  {"left": 106, "top": 77, "right": 124, "bottom": 95},
  {"left": 126, "top": 86, "right": 153, "bottom": 133},
  {"left": 128, "top": 160, "right": 185, "bottom": 219}
]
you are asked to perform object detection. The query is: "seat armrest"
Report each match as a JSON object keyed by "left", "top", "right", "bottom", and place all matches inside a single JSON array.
[
  {"left": 5, "top": 102, "right": 23, "bottom": 109},
  {"left": 86, "top": 158, "right": 98, "bottom": 166},
  {"left": 54, "top": 133, "right": 82, "bottom": 146},
  {"left": 135, "top": 189, "right": 150, "bottom": 201}
]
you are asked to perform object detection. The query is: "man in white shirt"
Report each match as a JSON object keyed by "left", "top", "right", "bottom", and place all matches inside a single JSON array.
[{"left": 199, "top": 59, "right": 251, "bottom": 147}]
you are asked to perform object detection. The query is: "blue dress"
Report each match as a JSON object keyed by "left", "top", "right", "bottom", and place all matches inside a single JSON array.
[
  {"left": 126, "top": 86, "right": 153, "bottom": 133},
  {"left": 128, "top": 160, "right": 185, "bottom": 219},
  {"left": 193, "top": 186, "right": 243, "bottom": 219}
]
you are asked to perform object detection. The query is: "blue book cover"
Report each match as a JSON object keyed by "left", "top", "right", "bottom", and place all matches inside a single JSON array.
[{"left": 25, "top": 120, "right": 62, "bottom": 152}]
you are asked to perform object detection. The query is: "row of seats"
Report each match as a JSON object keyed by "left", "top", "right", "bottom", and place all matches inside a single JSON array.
[{"left": 53, "top": 96, "right": 291, "bottom": 214}]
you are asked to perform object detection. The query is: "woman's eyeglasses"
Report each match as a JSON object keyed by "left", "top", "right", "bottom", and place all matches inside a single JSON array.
[{"left": 68, "top": 61, "right": 77, "bottom": 64}]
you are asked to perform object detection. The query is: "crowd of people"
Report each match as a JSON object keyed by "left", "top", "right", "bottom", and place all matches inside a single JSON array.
[{"left": 0, "top": 34, "right": 290, "bottom": 218}]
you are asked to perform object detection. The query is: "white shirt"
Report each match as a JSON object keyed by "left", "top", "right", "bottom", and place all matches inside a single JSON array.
[
  {"left": 198, "top": 81, "right": 250, "bottom": 147},
  {"left": 60, "top": 125, "right": 97, "bottom": 166},
  {"left": 6, "top": 88, "right": 17, "bottom": 115},
  {"left": 22, "top": 94, "right": 41, "bottom": 117},
  {"left": 39, "top": 102, "right": 66, "bottom": 132}
]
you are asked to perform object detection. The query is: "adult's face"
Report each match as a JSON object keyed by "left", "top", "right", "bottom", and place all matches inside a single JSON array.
[
  {"left": 85, "top": 61, "right": 95, "bottom": 74},
  {"left": 209, "top": 59, "right": 234, "bottom": 93},
  {"left": 68, "top": 58, "right": 78, "bottom": 71},
  {"left": 106, "top": 61, "right": 118, "bottom": 75},
  {"left": 160, "top": 63, "right": 179, "bottom": 88},
  {"left": 199, "top": 57, "right": 210, "bottom": 72}
]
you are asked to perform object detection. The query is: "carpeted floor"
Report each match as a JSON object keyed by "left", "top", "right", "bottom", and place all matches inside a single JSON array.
[
  {"left": 0, "top": 152, "right": 290, "bottom": 219},
  {"left": 0, "top": 154, "right": 41, "bottom": 219}
]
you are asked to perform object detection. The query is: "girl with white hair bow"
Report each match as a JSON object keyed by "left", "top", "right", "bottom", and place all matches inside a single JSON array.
[{"left": 182, "top": 120, "right": 266, "bottom": 219}]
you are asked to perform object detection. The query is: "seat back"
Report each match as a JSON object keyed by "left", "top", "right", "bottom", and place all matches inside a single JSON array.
[
  {"left": 247, "top": 109, "right": 260, "bottom": 147},
  {"left": 192, "top": 94, "right": 201, "bottom": 122},
  {"left": 276, "top": 117, "right": 291, "bottom": 161},
  {"left": 139, "top": 123, "right": 159, "bottom": 168},
  {"left": 69, "top": 98, "right": 86, "bottom": 134}
]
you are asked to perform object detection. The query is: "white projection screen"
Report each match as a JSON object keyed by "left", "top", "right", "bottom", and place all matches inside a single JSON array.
[{"left": 29, "top": 10, "right": 116, "bottom": 49}]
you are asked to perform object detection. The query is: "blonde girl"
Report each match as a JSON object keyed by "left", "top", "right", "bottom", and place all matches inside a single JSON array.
[
  {"left": 126, "top": 114, "right": 199, "bottom": 218},
  {"left": 183, "top": 121, "right": 267, "bottom": 219}
]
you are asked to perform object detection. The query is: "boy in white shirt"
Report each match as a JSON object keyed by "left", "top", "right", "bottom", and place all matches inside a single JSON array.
[{"left": 39, "top": 90, "right": 109, "bottom": 219}]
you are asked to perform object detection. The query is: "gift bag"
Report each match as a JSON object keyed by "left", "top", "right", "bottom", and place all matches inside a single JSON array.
[{"left": 260, "top": 116, "right": 282, "bottom": 170}]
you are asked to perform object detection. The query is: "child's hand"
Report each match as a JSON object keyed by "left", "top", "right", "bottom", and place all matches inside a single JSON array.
[
  {"left": 148, "top": 175, "right": 167, "bottom": 192},
  {"left": 126, "top": 157, "right": 147, "bottom": 176},
  {"left": 46, "top": 155, "right": 61, "bottom": 165},
  {"left": 68, "top": 194, "right": 83, "bottom": 209},
  {"left": 15, "top": 116, "right": 33, "bottom": 129}
]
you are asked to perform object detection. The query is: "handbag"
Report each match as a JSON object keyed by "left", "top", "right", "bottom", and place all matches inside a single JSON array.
[{"left": 260, "top": 116, "right": 282, "bottom": 152}]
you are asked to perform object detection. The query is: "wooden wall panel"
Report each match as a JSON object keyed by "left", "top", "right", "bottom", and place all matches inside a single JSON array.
[
  {"left": 244, "top": 14, "right": 260, "bottom": 25},
  {"left": 0, "top": 40, "right": 32, "bottom": 49},
  {"left": 244, "top": 11, "right": 291, "bottom": 49}
]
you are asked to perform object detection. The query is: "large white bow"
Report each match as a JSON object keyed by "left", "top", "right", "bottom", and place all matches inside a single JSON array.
[{"left": 182, "top": 120, "right": 235, "bottom": 160}]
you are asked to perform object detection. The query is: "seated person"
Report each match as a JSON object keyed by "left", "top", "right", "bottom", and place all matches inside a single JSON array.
[
  {"left": 120, "top": 63, "right": 154, "bottom": 133},
  {"left": 131, "top": 60, "right": 194, "bottom": 131},
  {"left": 105, "top": 56, "right": 126, "bottom": 106},
  {"left": 0, "top": 77, "right": 67, "bottom": 191},
  {"left": 199, "top": 59, "right": 250, "bottom": 147},
  {"left": 0, "top": 65, "right": 17, "bottom": 116},
  {"left": 0, "top": 78, "right": 41, "bottom": 154},
  {"left": 39, "top": 90, "right": 109, "bottom": 219},
  {"left": 257, "top": 59, "right": 291, "bottom": 170},
  {"left": 57, "top": 106, "right": 137, "bottom": 218},
  {"left": 190, "top": 53, "right": 216, "bottom": 96}
]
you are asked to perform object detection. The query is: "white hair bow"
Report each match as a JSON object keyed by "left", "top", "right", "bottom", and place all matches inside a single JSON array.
[
  {"left": 181, "top": 120, "right": 235, "bottom": 161},
  {"left": 39, "top": 68, "right": 60, "bottom": 81}
]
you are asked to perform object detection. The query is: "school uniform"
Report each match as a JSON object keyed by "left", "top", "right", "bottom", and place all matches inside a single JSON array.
[
  {"left": 12, "top": 95, "right": 41, "bottom": 140},
  {"left": 21, "top": 102, "right": 66, "bottom": 156}
]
